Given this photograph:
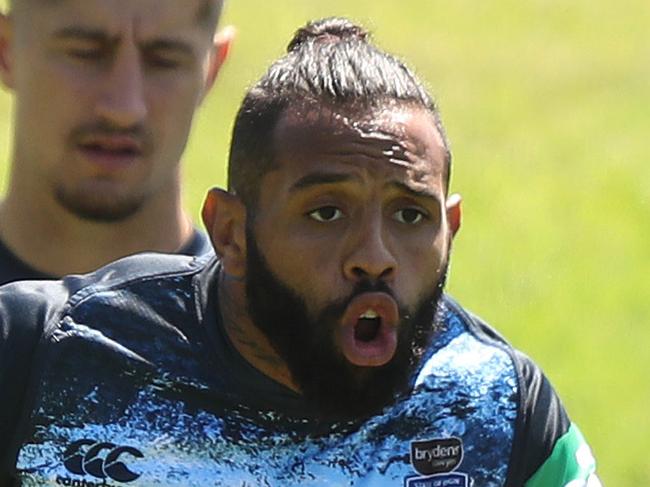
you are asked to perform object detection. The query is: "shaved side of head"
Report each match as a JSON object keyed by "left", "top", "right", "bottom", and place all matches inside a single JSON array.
[{"left": 196, "top": 0, "right": 223, "bottom": 30}]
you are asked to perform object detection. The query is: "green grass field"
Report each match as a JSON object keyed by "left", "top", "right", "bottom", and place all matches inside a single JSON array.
[{"left": 1, "top": 1, "right": 649, "bottom": 484}]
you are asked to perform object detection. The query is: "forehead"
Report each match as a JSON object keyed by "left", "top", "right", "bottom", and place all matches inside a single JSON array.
[
  {"left": 13, "top": 0, "right": 218, "bottom": 35},
  {"left": 271, "top": 104, "right": 449, "bottom": 192}
]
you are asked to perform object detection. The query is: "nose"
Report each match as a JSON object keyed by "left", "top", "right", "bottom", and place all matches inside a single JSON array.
[
  {"left": 96, "top": 47, "right": 147, "bottom": 127},
  {"left": 343, "top": 212, "right": 397, "bottom": 282}
]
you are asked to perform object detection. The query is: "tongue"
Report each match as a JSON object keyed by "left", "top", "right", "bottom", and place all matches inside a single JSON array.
[
  {"left": 355, "top": 318, "right": 381, "bottom": 342},
  {"left": 338, "top": 292, "right": 399, "bottom": 367}
]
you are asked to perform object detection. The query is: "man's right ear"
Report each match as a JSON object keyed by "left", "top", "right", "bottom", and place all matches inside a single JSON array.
[
  {"left": 202, "top": 188, "right": 247, "bottom": 279},
  {"left": 0, "top": 13, "right": 15, "bottom": 90}
]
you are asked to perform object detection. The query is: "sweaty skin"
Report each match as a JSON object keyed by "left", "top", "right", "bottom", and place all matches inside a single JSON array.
[
  {"left": 294, "top": 105, "right": 447, "bottom": 191},
  {"left": 209, "top": 103, "right": 460, "bottom": 399},
  {"left": 262, "top": 106, "right": 449, "bottom": 368}
]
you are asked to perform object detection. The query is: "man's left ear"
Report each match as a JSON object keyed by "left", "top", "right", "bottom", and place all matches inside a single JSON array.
[
  {"left": 200, "top": 25, "right": 235, "bottom": 103},
  {"left": 446, "top": 193, "right": 462, "bottom": 238}
]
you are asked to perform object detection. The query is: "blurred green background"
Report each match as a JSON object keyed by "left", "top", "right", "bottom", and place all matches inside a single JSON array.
[{"left": 1, "top": 1, "right": 648, "bottom": 484}]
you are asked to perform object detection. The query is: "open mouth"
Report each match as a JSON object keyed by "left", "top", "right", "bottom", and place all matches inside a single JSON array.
[
  {"left": 355, "top": 310, "right": 382, "bottom": 342},
  {"left": 339, "top": 293, "right": 399, "bottom": 367}
]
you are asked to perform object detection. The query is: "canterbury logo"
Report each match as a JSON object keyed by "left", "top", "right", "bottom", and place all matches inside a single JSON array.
[{"left": 63, "top": 439, "right": 143, "bottom": 483}]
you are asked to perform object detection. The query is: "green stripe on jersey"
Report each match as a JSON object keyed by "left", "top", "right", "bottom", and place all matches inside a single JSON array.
[{"left": 524, "top": 423, "right": 600, "bottom": 487}]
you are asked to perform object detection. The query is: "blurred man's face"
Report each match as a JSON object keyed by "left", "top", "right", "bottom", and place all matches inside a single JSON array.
[
  {"left": 245, "top": 104, "right": 460, "bottom": 418},
  {"left": 0, "top": 0, "right": 223, "bottom": 221}
]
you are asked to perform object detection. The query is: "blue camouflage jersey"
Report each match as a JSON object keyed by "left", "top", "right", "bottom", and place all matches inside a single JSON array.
[{"left": 0, "top": 253, "right": 600, "bottom": 486}]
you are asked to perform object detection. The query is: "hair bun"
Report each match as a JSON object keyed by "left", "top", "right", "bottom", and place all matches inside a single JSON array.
[{"left": 287, "top": 17, "right": 369, "bottom": 52}]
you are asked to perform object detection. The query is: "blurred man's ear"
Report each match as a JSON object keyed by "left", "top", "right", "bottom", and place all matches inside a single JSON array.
[
  {"left": 202, "top": 187, "right": 247, "bottom": 278},
  {"left": 446, "top": 193, "right": 462, "bottom": 238},
  {"left": 200, "top": 26, "right": 235, "bottom": 103},
  {"left": 0, "top": 13, "right": 15, "bottom": 90}
]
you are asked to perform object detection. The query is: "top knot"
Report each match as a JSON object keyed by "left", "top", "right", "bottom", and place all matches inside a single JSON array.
[{"left": 287, "top": 17, "right": 370, "bottom": 52}]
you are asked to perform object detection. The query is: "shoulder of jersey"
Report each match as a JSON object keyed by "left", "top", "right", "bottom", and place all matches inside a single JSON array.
[{"left": 63, "top": 251, "right": 213, "bottom": 293}]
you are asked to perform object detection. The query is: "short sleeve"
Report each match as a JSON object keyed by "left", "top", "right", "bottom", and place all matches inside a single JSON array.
[{"left": 506, "top": 351, "right": 602, "bottom": 486}]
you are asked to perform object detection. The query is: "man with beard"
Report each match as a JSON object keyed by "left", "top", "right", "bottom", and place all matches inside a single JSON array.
[
  {"left": 0, "top": 17, "right": 600, "bottom": 487},
  {"left": 0, "top": 0, "right": 232, "bottom": 284}
]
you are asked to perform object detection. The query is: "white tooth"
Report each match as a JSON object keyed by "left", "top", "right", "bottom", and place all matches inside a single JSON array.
[{"left": 360, "top": 309, "right": 379, "bottom": 319}]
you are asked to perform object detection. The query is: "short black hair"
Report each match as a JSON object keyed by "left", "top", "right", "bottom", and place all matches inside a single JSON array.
[
  {"left": 228, "top": 17, "right": 452, "bottom": 209},
  {"left": 8, "top": 0, "right": 223, "bottom": 30}
]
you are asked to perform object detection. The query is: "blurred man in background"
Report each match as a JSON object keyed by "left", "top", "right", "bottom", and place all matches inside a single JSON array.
[{"left": 0, "top": 0, "right": 232, "bottom": 284}]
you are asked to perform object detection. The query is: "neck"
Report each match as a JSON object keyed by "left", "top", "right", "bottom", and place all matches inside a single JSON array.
[
  {"left": 217, "top": 271, "right": 299, "bottom": 393},
  {"left": 0, "top": 176, "right": 193, "bottom": 277}
]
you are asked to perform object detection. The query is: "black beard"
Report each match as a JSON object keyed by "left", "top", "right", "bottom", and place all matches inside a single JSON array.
[{"left": 245, "top": 228, "right": 448, "bottom": 420}]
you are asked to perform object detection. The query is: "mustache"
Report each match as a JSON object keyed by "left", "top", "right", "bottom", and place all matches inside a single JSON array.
[{"left": 317, "top": 279, "right": 398, "bottom": 323}]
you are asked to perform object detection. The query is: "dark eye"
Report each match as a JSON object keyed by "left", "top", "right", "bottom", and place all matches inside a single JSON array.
[
  {"left": 146, "top": 53, "right": 182, "bottom": 69},
  {"left": 394, "top": 208, "right": 425, "bottom": 224},
  {"left": 67, "top": 48, "right": 104, "bottom": 61},
  {"left": 308, "top": 206, "right": 344, "bottom": 222}
]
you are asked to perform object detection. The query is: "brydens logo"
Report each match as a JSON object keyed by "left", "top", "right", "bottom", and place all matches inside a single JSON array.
[
  {"left": 58, "top": 439, "right": 143, "bottom": 485},
  {"left": 410, "top": 437, "right": 463, "bottom": 475}
]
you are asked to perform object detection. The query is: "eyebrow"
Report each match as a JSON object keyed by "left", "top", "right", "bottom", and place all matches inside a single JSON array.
[
  {"left": 53, "top": 26, "right": 114, "bottom": 44},
  {"left": 387, "top": 181, "right": 441, "bottom": 205},
  {"left": 52, "top": 27, "right": 194, "bottom": 56},
  {"left": 289, "top": 171, "right": 442, "bottom": 204},
  {"left": 289, "top": 172, "right": 359, "bottom": 193}
]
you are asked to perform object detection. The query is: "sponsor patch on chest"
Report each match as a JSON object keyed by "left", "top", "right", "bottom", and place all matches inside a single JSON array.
[
  {"left": 407, "top": 437, "right": 467, "bottom": 487},
  {"left": 410, "top": 437, "right": 463, "bottom": 475},
  {"left": 59, "top": 438, "right": 143, "bottom": 485}
]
